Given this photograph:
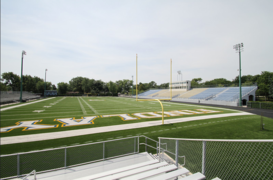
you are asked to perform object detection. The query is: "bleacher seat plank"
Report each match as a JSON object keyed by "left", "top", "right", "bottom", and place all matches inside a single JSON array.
[
  {"left": 147, "top": 168, "right": 189, "bottom": 180},
  {"left": 74, "top": 159, "right": 159, "bottom": 180},
  {"left": 180, "top": 172, "right": 205, "bottom": 180},
  {"left": 96, "top": 161, "right": 168, "bottom": 180},
  {"left": 121, "top": 164, "right": 177, "bottom": 180}
]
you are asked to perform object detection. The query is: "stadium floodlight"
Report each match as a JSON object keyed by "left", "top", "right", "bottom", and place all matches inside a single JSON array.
[
  {"left": 44, "top": 69, "right": 48, "bottom": 98},
  {"left": 177, "top": 70, "right": 182, "bottom": 82},
  {"left": 233, "top": 43, "right": 244, "bottom": 106},
  {"left": 20, "top": 50, "right": 27, "bottom": 102}
]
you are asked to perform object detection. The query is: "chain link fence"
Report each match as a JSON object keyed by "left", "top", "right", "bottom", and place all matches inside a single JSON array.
[
  {"left": 247, "top": 102, "right": 273, "bottom": 110},
  {"left": 159, "top": 138, "right": 273, "bottom": 180},
  {"left": 0, "top": 136, "right": 139, "bottom": 179}
]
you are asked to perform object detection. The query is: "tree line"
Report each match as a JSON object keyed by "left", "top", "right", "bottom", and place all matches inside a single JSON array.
[
  {"left": 1, "top": 71, "right": 272, "bottom": 99},
  {"left": 0, "top": 72, "right": 56, "bottom": 94}
]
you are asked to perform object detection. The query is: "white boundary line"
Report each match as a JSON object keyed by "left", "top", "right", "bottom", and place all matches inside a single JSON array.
[
  {"left": 77, "top": 97, "right": 87, "bottom": 115},
  {"left": 80, "top": 97, "right": 98, "bottom": 114},
  {"left": 0, "top": 112, "right": 253, "bottom": 145},
  {"left": 0, "top": 97, "right": 56, "bottom": 112}
]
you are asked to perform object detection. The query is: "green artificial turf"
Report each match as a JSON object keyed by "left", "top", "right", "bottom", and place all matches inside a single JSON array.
[{"left": 1, "top": 97, "right": 273, "bottom": 179}]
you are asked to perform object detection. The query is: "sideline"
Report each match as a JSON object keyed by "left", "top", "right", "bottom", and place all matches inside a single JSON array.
[
  {"left": 0, "top": 112, "right": 253, "bottom": 145},
  {"left": 0, "top": 97, "right": 56, "bottom": 112}
]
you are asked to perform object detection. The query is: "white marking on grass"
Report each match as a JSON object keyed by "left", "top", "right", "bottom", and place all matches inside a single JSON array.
[
  {"left": 163, "top": 101, "right": 242, "bottom": 113},
  {"left": 77, "top": 97, "right": 87, "bottom": 115},
  {"left": 97, "top": 139, "right": 103, "bottom": 142},
  {"left": 44, "top": 106, "right": 51, "bottom": 108},
  {"left": 1, "top": 112, "right": 254, "bottom": 145},
  {"left": 80, "top": 97, "right": 98, "bottom": 114},
  {"left": 85, "top": 141, "right": 93, "bottom": 143},
  {"left": 71, "top": 143, "right": 80, "bottom": 146},
  {"left": 0, "top": 97, "right": 56, "bottom": 111},
  {"left": 33, "top": 110, "right": 45, "bottom": 113},
  {"left": 143, "top": 132, "right": 149, "bottom": 134}
]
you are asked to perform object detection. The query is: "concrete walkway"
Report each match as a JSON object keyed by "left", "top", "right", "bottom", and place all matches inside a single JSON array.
[{"left": 0, "top": 112, "right": 253, "bottom": 145}]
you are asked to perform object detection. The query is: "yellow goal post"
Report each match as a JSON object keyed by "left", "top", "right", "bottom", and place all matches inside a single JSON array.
[{"left": 135, "top": 54, "right": 172, "bottom": 124}]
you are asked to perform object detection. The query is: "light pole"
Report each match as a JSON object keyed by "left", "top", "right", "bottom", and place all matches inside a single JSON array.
[
  {"left": 44, "top": 69, "right": 48, "bottom": 98},
  {"left": 20, "top": 50, "right": 27, "bottom": 102},
  {"left": 233, "top": 43, "right": 244, "bottom": 106}
]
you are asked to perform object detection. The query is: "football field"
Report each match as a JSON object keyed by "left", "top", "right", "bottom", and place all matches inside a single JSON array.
[{"left": 1, "top": 97, "right": 272, "bottom": 155}]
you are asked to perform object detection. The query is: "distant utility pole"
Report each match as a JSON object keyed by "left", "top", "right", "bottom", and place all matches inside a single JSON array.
[
  {"left": 20, "top": 50, "right": 27, "bottom": 102},
  {"left": 233, "top": 43, "right": 244, "bottom": 106}
]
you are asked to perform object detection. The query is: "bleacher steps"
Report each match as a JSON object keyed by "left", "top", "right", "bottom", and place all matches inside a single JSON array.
[
  {"left": 74, "top": 159, "right": 159, "bottom": 180},
  {"left": 121, "top": 164, "right": 178, "bottom": 180},
  {"left": 147, "top": 168, "right": 190, "bottom": 180},
  {"left": 95, "top": 162, "right": 169, "bottom": 180},
  {"left": 179, "top": 172, "right": 206, "bottom": 180}
]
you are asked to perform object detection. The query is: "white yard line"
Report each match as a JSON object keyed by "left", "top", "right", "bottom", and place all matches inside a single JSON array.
[
  {"left": 0, "top": 112, "right": 253, "bottom": 145},
  {"left": 77, "top": 97, "right": 87, "bottom": 115},
  {"left": 80, "top": 97, "right": 98, "bottom": 114},
  {"left": 164, "top": 101, "right": 242, "bottom": 112},
  {"left": 0, "top": 97, "right": 56, "bottom": 111}
]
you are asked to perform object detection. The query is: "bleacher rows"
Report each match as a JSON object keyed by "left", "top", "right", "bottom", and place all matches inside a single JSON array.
[
  {"left": 138, "top": 86, "right": 257, "bottom": 102},
  {"left": 0, "top": 91, "right": 41, "bottom": 103}
]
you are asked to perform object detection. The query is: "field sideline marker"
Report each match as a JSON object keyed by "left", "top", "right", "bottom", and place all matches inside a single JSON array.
[{"left": 0, "top": 97, "right": 56, "bottom": 111}]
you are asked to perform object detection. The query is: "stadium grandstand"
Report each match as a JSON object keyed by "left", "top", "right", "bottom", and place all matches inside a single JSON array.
[
  {"left": 0, "top": 91, "right": 41, "bottom": 104},
  {"left": 137, "top": 81, "right": 257, "bottom": 106}
]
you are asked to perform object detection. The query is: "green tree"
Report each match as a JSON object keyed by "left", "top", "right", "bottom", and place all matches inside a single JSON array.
[
  {"left": 269, "top": 78, "right": 273, "bottom": 99},
  {"left": 191, "top": 78, "right": 202, "bottom": 87},
  {"left": 52, "top": 84, "right": 57, "bottom": 90},
  {"left": 69, "top": 77, "right": 84, "bottom": 93},
  {"left": 22, "top": 75, "right": 35, "bottom": 92},
  {"left": 0, "top": 82, "right": 7, "bottom": 91},
  {"left": 82, "top": 77, "right": 90, "bottom": 93},
  {"left": 57, "top": 82, "right": 69, "bottom": 95},
  {"left": 36, "top": 81, "right": 45, "bottom": 94},
  {"left": 107, "top": 81, "right": 117, "bottom": 95},
  {"left": 1, "top": 72, "right": 21, "bottom": 91},
  {"left": 257, "top": 71, "right": 273, "bottom": 100}
]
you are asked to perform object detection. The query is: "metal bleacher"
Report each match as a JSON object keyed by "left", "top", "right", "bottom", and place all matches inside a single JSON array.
[
  {"left": 138, "top": 90, "right": 161, "bottom": 97},
  {"left": 211, "top": 87, "right": 257, "bottom": 101},
  {"left": 74, "top": 153, "right": 206, "bottom": 180},
  {"left": 189, "top": 88, "right": 226, "bottom": 100},
  {"left": 0, "top": 91, "right": 40, "bottom": 104}
]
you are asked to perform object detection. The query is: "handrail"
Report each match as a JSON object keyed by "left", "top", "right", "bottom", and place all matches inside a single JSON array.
[
  {"left": 159, "top": 137, "right": 273, "bottom": 142},
  {"left": 22, "top": 169, "right": 36, "bottom": 180}
]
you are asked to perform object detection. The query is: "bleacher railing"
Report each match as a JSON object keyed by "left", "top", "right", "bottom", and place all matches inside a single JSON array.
[
  {"left": 159, "top": 137, "right": 273, "bottom": 180},
  {"left": 0, "top": 136, "right": 139, "bottom": 179}
]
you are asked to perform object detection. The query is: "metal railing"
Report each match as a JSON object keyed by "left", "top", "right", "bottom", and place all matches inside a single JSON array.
[
  {"left": 0, "top": 136, "right": 139, "bottom": 179},
  {"left": 159, "top": 137, "right": 273, "bottom": 180},
  {"left": 22, "top": 170, "right": 36, "bottom": 180}
]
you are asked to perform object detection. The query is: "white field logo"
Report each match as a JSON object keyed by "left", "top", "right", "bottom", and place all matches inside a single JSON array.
[{"left": 0, "top": 109, "right": 220, "bottom": 133}]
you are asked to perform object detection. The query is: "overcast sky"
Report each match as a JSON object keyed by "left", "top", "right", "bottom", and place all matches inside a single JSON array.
[{"left": 1, "top": 0, "right": 273, "bottom": 86}]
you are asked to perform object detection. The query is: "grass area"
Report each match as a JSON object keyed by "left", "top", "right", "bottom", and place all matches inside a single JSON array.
[
  {"left": 1, "top": 115, "right": 272, "bottom": 155},
  {"left": 1, "top": 97, "right": 272, "bottom": 179},
  {"left": 0, "top": 97, "right": 236, "bottom": 137}
]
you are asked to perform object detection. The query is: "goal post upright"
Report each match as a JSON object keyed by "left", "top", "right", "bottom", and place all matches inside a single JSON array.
[{"left": 135, "top": 54, "right": 173, "bottom": 125}]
